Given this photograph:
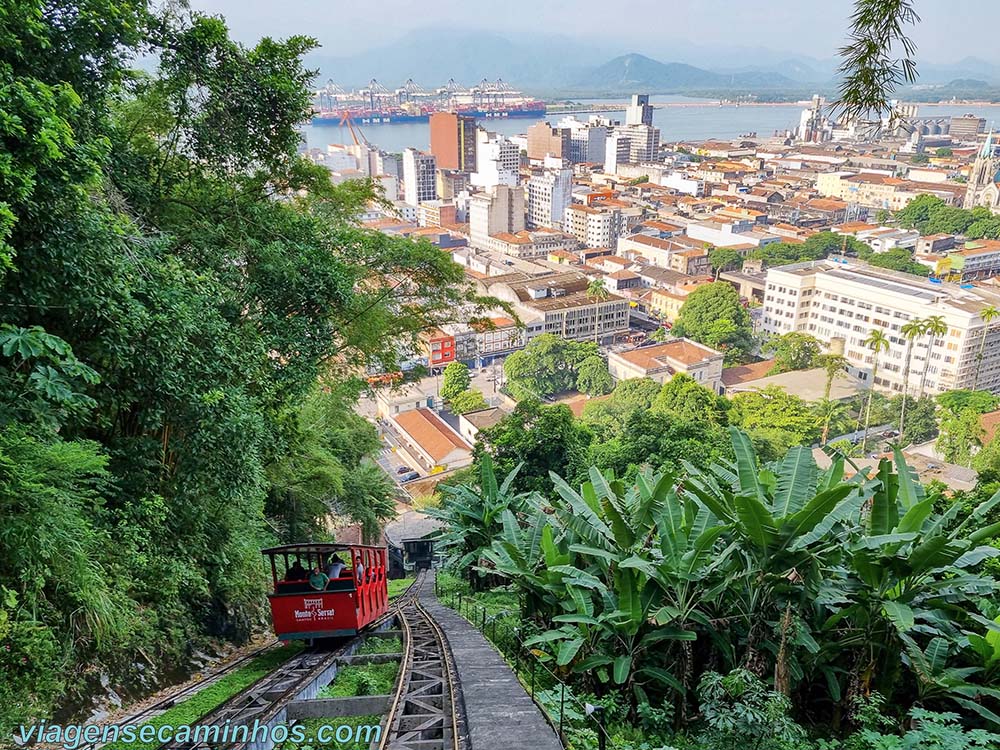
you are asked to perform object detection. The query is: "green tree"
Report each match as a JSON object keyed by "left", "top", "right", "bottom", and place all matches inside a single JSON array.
[
  {"left": 764, "top": 332, "right": 822, "bottom": 373},
  {"left": 728, "top": 386, "right": 820, "bottom": 455},
  {"left": 911, "top": 152, "right": 929, "bottom": 164},
  {"left": 672, "top": 283, "right": 754, "bottom": 363},
  {"left": 449, "top": 389, "right": 489, "bottom": 415},
  {"left": 936, "top": 147, "right": 954, "bottom": 157},
  {"left": 865, "top": 248, "right": 930, "bottom": 276},
  {"left": 861, "top": 328, "right": 891, "bottom": 452},
  {"left": 709, "top": 247, "right": 743, "bottom": 278},
  {"left": 474, "top": 400, "right": 592, "bottom": 494},
  {"left": 503, "top": 335, "right": 598, "bottom": 400},
  {"left": 918, "top": 315, "right": 949, "bottom": 398},
  {"left": 899, "top": 318, "right": 927, "bottom": 439},
  {"left": 814, "top": 353, "right": 850, "bottom": 444},
  {"left": 440, "top": 361, "right": 471, "bottom": 401},
  {"left": 427, "top": 455, "right": 531, "bottom": 588},
  {"left": 936, "top": 389, "right": 1000, "bottom": 417},
  {"left": 587, "top": 277, "right": 611, "bottom": 343},
  {"left": 580, "top": 378, "right": 663, "bottom": 441},
  {"left": 576, "top": 356, "right": 613, "bottom": 396},
  {"left": 975, "top": 305, "right": 1000, "bottom": 390},
  {"left": 652, "top": 373, "right": 729, "bottom": 424}
]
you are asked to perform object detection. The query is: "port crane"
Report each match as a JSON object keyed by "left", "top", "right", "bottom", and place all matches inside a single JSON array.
[{"left": 338, "top": 111, "right": 372, "bottom": 149}]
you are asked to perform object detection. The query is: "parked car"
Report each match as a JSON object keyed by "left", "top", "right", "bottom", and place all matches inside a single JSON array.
[
  {"left": 400, "top": 471, "right": 420, "bottom": 482},
  {"left": 395, "top": 465, "right": 412, "bottom": 474}
]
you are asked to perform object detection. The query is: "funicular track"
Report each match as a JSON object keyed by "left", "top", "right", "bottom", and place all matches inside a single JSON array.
[
  {"left": 378, "top": 576, "right": 462, "bottom": 750},
  {"left": 156, "top": 572, "right": 425, "bottom": 750}
]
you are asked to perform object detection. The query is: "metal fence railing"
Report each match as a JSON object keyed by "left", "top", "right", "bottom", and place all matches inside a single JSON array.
[{"left": 434, "top": 576, "right": 611, "bottom": 750}]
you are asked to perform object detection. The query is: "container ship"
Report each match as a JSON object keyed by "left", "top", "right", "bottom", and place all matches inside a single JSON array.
[{"left": 310, "top": 77, "right": 546, "bottom": 126}]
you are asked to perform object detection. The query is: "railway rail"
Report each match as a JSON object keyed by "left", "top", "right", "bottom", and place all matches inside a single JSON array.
[
  {"left": 378, "top": 575, "right": 462, "bottom": 750},
  {"left": 83, "top": 641, "right": 281, "bottom": 748},
  {"left": 157, "top": 571, "right": 425, "bottom": 750}
]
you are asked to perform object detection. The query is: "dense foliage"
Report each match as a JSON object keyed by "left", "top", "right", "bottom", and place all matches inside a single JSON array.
[
  {"left": 433, "top": 430, "right": 1000, "bottom": 746},
  {"left": 671, "top": 283, "right": 755, "bottom": 363},
  {"left": 502, "top": 334, "right": 606, "bottom": 400},
  {"left": 0, "top": 0, "right": 487, "bottom": 726},
  {"left": 895, "top": 195, "right": 1000, "bottom": 241}
]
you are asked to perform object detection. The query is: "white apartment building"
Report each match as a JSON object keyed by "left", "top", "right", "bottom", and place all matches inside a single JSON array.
[
  {"left": 402, "top": 148, "right": 437, "bottom": 205},
  {"left": 527, "top": 162, "right": 573, "bottom": 229},
  {"left": 659, "top": 171, "right": 705, "bottom": 196},
  {"left": 557, "top": 116, "right": 609, "bottom": 164},
  {"left": 564, "top": 204, "right": 620, "bottom": 249},
  {"left": 687, "top": 218, "right": 782, "bottom": 249},
  {"left": 471, "top": 130, "right": 520, "bottom": 188},
  {"left": 604, "top": 131, "right": 632, "bottom": 174},
  {"left": 469, "top": 185, "right": 525, "bottom": 249},
  {"left": 761, "top": 260, "right": 1000, "bottom": 395}
]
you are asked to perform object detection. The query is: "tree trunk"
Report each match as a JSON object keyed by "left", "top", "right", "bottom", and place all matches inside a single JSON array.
[
  {"left": 861, "top": 360, "right": 879, "bottom": 453},
  {"left": 899, "top": 340, "right": 912, "bottom": 439}
]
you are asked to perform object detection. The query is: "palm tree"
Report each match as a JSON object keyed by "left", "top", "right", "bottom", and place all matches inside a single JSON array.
[
  {"left": 898, "top": 318, "right": 927, "bottom": 441},
  {"left": 917, "top": 315, "right": 948, "bottom": 399},
  {"left": 814, "top": 353, "right": 849, "bottom": 444},
  {"left": 861, "top": 328, "right": 890, "bottom": 453},
  {"left": 587, "top": 277, "right": 610, "bottom": 344},
  {"left": 974, "top": 305, "right": 1000, "bottom": 390}
]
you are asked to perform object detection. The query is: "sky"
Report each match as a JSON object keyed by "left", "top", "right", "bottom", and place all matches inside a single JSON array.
[{"left": 185, "top": 0, "right": 999, "bottom": 64}]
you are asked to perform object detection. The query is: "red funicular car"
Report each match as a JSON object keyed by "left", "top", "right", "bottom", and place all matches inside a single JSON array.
[{"left": 261, "top": 543, "right": 388, "bottom": 640}]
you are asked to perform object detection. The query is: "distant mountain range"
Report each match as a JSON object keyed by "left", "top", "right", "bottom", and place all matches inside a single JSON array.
[
  {"left": 307, "top": 28, "right": 1000, "bottom": 98},
  {"left": 577, "top": 53, "right": 798, "bottom": 93}
]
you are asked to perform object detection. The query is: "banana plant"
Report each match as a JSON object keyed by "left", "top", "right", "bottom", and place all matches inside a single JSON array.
[
  {"left": 820, "top": 449, "right": 1000, "bottom": 716},
  {"left": 680, "top": 429, "right": 869, "bottom": 693},
  {"left": 480, "top": 504, "right": 572, "bottom": 617},
  {"left": 524, "top": 467, "right": 693, "bottom": 697},
  {"left": 427, "top": 455, "right": 534, "bottom": 587}
]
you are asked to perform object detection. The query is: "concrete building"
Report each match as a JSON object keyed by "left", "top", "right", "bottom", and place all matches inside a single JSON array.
[
  {"left": 816, "top": 171, "right": 964, "bottom": 211},
  {"left": 604, "top": 131, "right": 632, "bottom": 174},
  {"left": 564, "top": 204, "right": 620, "bottom": 249},
  {"left": 391, "top": 408, "right": 473, "bottom": 473},
  {"left": 760, "top": 259, "right": 1000, "bottom": 395},
  {"left": 607, "top": 339, "right": 724, "bottom": 391},
  {"left": 625, "top": 124, "right": 660, "bottom": 164},
  {"left": 950, "top": 114, "right": 987, "bottom": 141},
  {"left": 469, "top": 185, "right": 525, "bottom": 249},
  {"left": 458, "top": 407, "right": 507, "bottom": 443},
  {"left": 402, "top": 148, "right": 437, "bottom": 205},
  {"left": 686, "top": 218, "right": 781, "bottom": 249},
  {"left": 557, "top": 116, "right": 609, "bottom": 164},
  {"left": 417, "top": 199, "right": 458, "bottom": 228},
  {"left": 429, "top": 112, "right": 477, "bottom": 172},
  {"left": 527, "top": 159, "right": 573, "bottom": 229},
  {"left": 480, "top": 271, "right": 630, "bottom": 343},
  {"left": 471, "top": 130, "right": 520, "bottom": 188},
  {"left": 489, "top": 229, "right": 578, "bottom": 259},
  {"left": 527, "top": 122, "right": 570, "bottom": 161},
  {"left": 625, "top": 94, "right": 653, "bottom": 127}
]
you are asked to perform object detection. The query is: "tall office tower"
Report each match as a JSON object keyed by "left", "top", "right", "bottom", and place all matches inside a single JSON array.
[
  {"left": 626, "top": 124, "right": 660, "bottom": 163},
  {"left": 471, "top": 130, "right": 520, "bottom": 188},
  {"left": 402, "top": 148, "right": 438, "bottom": 205},
  {"left": 429, "top": 112, "right": 477, "bottom": 171},
  {"left": 527, "top": 158, "right": 573, "bottom": 229},
  {"left": 625, "top": 93, "right": 653, "bottom": 127}
]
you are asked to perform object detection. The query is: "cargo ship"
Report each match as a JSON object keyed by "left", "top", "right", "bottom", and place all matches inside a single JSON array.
[{"left": 310, "top": 78, "right": 546, "bottom": 127}]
